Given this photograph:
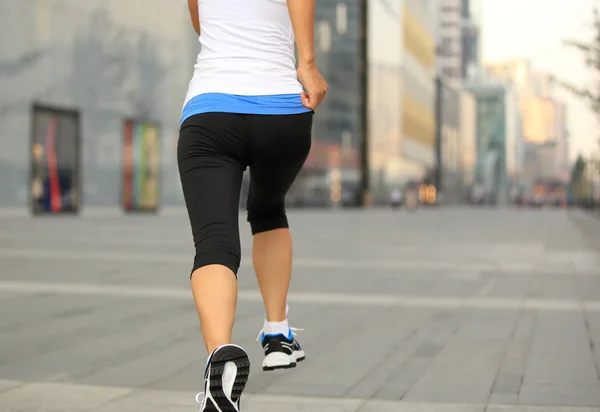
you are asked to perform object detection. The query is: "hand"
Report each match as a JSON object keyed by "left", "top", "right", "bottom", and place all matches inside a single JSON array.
[{"left": 297, "top": 62, "right": 328, "bottom": 110}]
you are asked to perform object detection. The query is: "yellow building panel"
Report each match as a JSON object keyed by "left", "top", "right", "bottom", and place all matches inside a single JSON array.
[
  {"left": 403, "top": 7, "right": 435, "bottom": 69},
  {"left": 403, "top": 94, "right": 435, "bottom": 147},
  {"left": 521, "top": 96, "right": 555, "bottom": 144}
]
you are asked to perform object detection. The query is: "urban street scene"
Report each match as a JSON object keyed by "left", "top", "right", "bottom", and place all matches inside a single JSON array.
[{"left": 1, "top": 0, "right": 600, "bottom": 411}]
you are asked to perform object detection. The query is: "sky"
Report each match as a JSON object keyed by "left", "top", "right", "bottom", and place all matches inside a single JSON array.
[{"left": 481, "top": 0, "right": 598, "bottom": 161}]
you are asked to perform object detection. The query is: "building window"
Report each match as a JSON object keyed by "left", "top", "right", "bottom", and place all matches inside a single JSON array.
[
  {"left": 336, "top": 3, "right": 347, "bottom": 35},
  {"left": 122, "top": 119, "right": 161, "bottom": 213},
  {"left": 441, "top": 6, "right": 459, "bottom": 13},
  {"left": 440, "top": 37, "right": 453, "bottom": 56},
  {"left": 30, "top": 104, "right": 81, "bottom": 215},
  {"left": 317, "top": 20, "right": 331, "bottom": 51}
]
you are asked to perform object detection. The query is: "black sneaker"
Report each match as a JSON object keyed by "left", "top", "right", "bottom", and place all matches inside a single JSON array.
[
  {"left": 257, "top": 328, "right": 305, "bottom": 371},
  {"left": 196, "top": 344, "right": 250, "bottom": 412}
]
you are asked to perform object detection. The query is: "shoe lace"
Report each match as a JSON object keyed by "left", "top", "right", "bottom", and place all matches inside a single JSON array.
[
  {"left": 196, "top": 391, "right": 241, "bottom": 411},
  {"left": 195, "top": 392, "right": 206, "bottom": 410}
]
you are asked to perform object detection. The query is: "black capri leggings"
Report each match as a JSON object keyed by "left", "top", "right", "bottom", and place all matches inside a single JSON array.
[{"left": 177, "top": 112, "right": 312, "bottom": 276}]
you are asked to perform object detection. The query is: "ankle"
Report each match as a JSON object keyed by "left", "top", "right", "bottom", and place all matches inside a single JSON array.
[{"left": 263, "top": 318, "right": 289, "bottom": 336}]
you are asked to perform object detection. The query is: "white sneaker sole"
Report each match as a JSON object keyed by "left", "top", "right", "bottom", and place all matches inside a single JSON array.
[
  {"left": 262, "top": 350, "right": 306, "bottom": 371},
  {"left": 202, "top": 344, "right": 250, "bottom": 411}
]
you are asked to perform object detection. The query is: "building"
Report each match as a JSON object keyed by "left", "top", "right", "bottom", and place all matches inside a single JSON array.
[
  {"left": 460, "top": 0, "right": 481, "bottom": 79},
  {"left": 271, "top": 0, "right": 437, "bottom": 207},
  {"left": 485, "top": 59, "right": 567, "bottom": 186},
  {"left": 398, "top": 0, "right": 438, "bottom": 189},
  {"left": 553, "top": 102, "right": 570, "bottom": 183},
  {"left": 464, "top": 79, "right": 520, "bottom": 202},
  {"left": 285, "top": 0, "right": 363, "bottom": 207},
  {"left": 485, "top": 59, "right": 533, "bottom": 96},
  {"left": 435, "top": 77, "right": 463, "bottom": 203},
  {"left": 521, "top": 96, "right": 558, "bottom": 144},
  {"left": 1, "top": 0, "right": 439, "bottom": 211},
  {"left": 436, "top": 0, "right": 463, "bottom": 81},
  {"left": 0, "top": 1, "right": 196, "bottom": 210},
  {"left": 459, "top": 88, "right": 477, "bottom": 190},
  {"left": 367, "top": 0, "right": 437, "bottom": 203}
]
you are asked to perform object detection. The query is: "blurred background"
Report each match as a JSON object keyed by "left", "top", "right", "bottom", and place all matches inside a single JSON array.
[
  {"left": 0, "top": 0, "right": 599, "bottom": 212},
  {"left": 3, "top": 2, "right": 600, "bottom": 411}
]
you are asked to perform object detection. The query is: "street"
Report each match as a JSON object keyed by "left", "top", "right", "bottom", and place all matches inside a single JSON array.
[{"left": 1, "top": 207, "right": 600, "bottom": 411}]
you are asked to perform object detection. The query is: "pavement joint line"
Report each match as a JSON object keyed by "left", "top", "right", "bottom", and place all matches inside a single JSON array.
[
  {"left": 1, "top": 280, "right": 599, "bottom": 312},
  {"left": 0, "top": 247, "right": 598, "bottom": 275},
  {"left": 1, "top": 379, "right": 599, "bottom": 411}
]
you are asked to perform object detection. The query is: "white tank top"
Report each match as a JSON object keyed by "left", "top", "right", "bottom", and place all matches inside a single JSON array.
[{"left": 183, "top": 0, "right": 304, "bottom": 106}]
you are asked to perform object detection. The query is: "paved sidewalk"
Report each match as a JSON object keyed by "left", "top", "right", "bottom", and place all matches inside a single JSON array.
[{"left": 1, "top": 208, "right": 600, "bottom": 411}]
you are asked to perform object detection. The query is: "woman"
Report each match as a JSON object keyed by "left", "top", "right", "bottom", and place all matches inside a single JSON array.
[{"left": 179, "top": 0, "right": 328, "bottom": 410}]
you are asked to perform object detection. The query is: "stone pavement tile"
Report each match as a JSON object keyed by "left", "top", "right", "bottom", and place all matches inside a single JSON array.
[
  {"left": 74, "top": 336, "right": 201, "bottom": 388},
  {"left": 403, "top": 374, "right": 495, "bottom": 404},
  {"left": 358, "top": 400, "right": 484, "bottom": 412},
  {"left": 519, "top": 384, "right": 600, "bottom": 407},
  {"left": 99, "top": 391, "right": 362, "bottom": 412},
  {"left": 372, "top": 356, "right": 432, "bottom": 400},
  {"left": 0, "top": 379, "right": 22, "bottom": 393},
  {"left": 488, "top": 405, "right": 600, "bottom": 412},
  {"left": 524, "top": 313, "right": 599, "bottom": 387},
  {"left": 244, "top": 394, "right": 360, "bottom": 412},
  {"left": 0, "top": 296, "right": 176, "bottom": 363},
  {"left": 0, "top": 300, "right": 196, "bottom": 383},
  {"left": 491, "top": 312, "right": 535, "bottom": 397},
  {"left": 524, "top": 354, "right": 598, "bottom": 385},
  {"left": 0, "top": 381, "right": 131, "bottom": 412},
  {"left": 489, "top": 393, "right": 519, "bottom": 404},
  {"left": 256, "top": 307, "right": 414, "bottom": 390},
  {"left": 575, "top": 278, "right": 600, "bottom": 302},
  {"left": 486, "top": 275, "right": 531, "bottom": 300},
  {"left": 372, "top": 310, "right": 468, "bottom": 400},
  {"left": 263, "top": 383, "right": 350, "bottom": 397},
  {"left": 404, "top": 310, "right": 515, "bottom": 404},
  {"left": 141, "top": 359, "right": 205, "bottom": 393},
  {"left": 346, "top": 309, "right": 458, "bottom": 400},
  {"left": 493, "top": 373, "right": 523, "bottom": 394}
]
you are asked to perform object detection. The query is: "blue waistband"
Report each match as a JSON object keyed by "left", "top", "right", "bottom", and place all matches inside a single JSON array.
[{"left": 181, "top": 93, "right": 310, "bottom": 124}]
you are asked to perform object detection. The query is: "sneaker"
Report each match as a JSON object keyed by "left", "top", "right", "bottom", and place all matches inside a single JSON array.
[
  {"left": 196, "top": 344, "right": 250, "bottom": 412},
  {"left": 256, "top": 327, "right": 305, "bottom": 371}
]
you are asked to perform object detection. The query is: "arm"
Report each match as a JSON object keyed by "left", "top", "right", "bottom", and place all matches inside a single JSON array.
[
  {"left": 285, "top": 0, "right": 315, "bottom": 66},
  {"left": 188, "top": 0, "right": 200, "bottom": 35}
]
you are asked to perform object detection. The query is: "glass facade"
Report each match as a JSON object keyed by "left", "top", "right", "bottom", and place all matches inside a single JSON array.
[
  {"left": 437, "top": 79, "right": 463, "bottom": 203},
  {"left": 466, "top": 83, "right": 511, "bottom": 200},
  {"left": 287, "top": 0, "right": 363, "bottom": 207}
]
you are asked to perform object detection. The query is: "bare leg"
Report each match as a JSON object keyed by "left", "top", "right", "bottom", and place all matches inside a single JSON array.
[
  {"left": 252, "top": 228, "right": 292, "bottom": 322},
  {"left": 190, "top": 264, "right": 238, "bottom": 354}
]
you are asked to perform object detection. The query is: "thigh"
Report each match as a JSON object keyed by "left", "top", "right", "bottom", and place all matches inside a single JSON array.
[
  {"left": 178, "top": 114, "right": 247, "bottom": 245},
  {"left": 246, "top": 113, "right": 312, "bottom": 210}
]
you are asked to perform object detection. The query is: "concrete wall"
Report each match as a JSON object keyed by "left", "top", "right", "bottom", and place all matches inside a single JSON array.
[{"left": 0, "top": 0, "right": 195, "bottom": 208}]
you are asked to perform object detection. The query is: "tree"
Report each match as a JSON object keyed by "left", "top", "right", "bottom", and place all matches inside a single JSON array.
[
  {"left": 570, "top": 154, "right": 588, "bottom": 200},
  {"left": 551, "top": 4, "right": 600, "bottom": 146}
]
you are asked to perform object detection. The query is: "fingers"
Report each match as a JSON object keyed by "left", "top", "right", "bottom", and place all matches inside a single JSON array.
[
  {"left": 301, "top": 92, "right": 312, "bottom": 109},
  {"left": 302, "top": 85, "right": 328, "bottom": 110}
]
